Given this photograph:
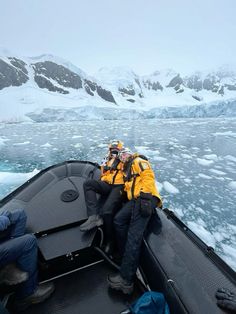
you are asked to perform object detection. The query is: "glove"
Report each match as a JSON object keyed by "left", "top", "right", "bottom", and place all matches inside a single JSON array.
[
  {"left": 139, "top": 192, "right": 153, "bottom": 217},
  {"left": 0, "top": 215, "right": 11, "bottom": 231},
  {"left": 216, "top": 288, "right": 236, "bottom": 313}
]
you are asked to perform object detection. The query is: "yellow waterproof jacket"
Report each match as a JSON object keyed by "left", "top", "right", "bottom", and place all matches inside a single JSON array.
[
  {"left": 124, "top": 156, "right": 162, "bottom": 207},
  {"left": 101, "top": 157, "right": 124, "bottom": 185}
]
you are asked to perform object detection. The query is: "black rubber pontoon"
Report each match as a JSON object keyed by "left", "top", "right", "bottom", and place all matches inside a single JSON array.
[{"left": 0, "top": 160, "right": 235, "bottom": 314}]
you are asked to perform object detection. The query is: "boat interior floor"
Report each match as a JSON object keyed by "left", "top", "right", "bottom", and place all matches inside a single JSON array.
[{"left": 10, "top": 261, "right": 143, "bottom": 314}]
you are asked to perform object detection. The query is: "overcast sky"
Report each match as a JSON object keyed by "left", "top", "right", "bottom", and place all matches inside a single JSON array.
[{"left": 1, "top": 0, "right": 235, "bottom": 75}]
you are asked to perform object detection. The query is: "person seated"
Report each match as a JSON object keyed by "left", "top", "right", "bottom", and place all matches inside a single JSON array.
[
  {"left": 107, "top": 148, "right": 162, "bottom": 294},
  {"left": 0, "top": 209, "right": 54, "bottom": 311},
  {"left": 80, "top": 140, "right": 125, "bottom": 255}
]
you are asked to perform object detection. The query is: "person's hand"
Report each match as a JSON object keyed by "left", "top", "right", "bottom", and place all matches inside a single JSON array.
[
  {"left": 216, "top": 288, "right": 236, "bottom": 313},
  {"left": 0, "top": 215, "right": 11, "bottom": 231}
]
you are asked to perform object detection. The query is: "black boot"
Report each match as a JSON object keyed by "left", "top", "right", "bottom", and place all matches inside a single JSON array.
[
  {"left": 79, "top": 215, "right": 103, "bottom": 232},
  {"left": 11, "top": 282, "right": 55, "bottom": 311},
  {"left": 107, "top": 274, "right": 133, "bottom": 294},
  {"left": 0, "top": 264, "right": 28, "bottom": 286}
]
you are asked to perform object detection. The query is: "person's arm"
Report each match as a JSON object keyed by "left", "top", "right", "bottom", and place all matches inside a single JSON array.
[{"left": 136, "top": 160, "right": 155, "bottom": 194}]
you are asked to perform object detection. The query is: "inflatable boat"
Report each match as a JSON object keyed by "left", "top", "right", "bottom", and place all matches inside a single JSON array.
[{"left": 0, "top": 160, "right": 235, "bottom": 313}]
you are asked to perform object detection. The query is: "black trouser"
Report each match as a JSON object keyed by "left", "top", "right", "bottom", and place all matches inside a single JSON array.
[
  {"left": 83, "top": 179, "right": 123, "bottom": 216},
  {"left": 113, "top": 196, "right": 158, "bottom": 283},
  {"left": 83, "top": 179, "right": 123, "bottom": 240}
]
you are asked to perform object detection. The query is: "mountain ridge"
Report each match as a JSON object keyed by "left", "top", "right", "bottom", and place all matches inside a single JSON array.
[{"left": 0, "top": 52, "right": 236, "bottom": 122}]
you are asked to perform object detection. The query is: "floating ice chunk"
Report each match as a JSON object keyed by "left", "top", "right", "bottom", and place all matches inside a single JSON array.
[
  {"left": 225, "top": 155, "right": 236, "bottom": 163},
  {"left": 135, "top": 146, "right": 160, "bottom": 156},
  {"left": 97, "top": 144, "right": 107, "bottom": 148},
  {"left": 197, "top": 158, "right": 214, "bottom": 166},
  {"left": 195, "top": 207, "right": 205, "bottom": 214},
  {"left": 221, "top": 243, "right": 236, "bottom": 271},
  {"left": 203, "top": 154, "right": 218, "bottom": 161},
  {"left": 228, "top": 181, "right": 236, "bottom": 190},
  {"left": 198, "top": 173, "right": 212, "bottom": 179},
  {"left": 181, "top": 154, "right": 192, "bottom": 159},
  {"left": 184, "top": 178, "right": 192, "bottom": 184},
  {"left": 41, "top": 143, "right": 52, "bottom": 147},
  {"left": 0, "top": 169, "right": 39, "bottom": 184},
  {"left": 199, "top": 198, "right": 205, "bottom": 205},
  {"left": 209, "top": 169, "right": 226, "bottom": 175},
  {"left": 153, "top": 156, "right": 167, "bottom": 161},
  {"left": 74, "top": 143, "right": 83, "bottom": 148},
  {"left": 13, "top": 141, "right": 30, "bottom": 146},
  {"left": 186, "top": 221, "right": 216, "bottom": 247},
  {"left": 214, "top": 131, "right": 236, "bottom": 137},
  {"left": 163, "top": 181, "right": 179, "bottom": 194},
  {"left": 173, "top": 207, "right": 184, "bottom": 218},
  {"left": 72, "top": 135, "right": 83, "bottom": 139},
  {"left": 156, "top": 181, "right": 163, "bottom": 192},
  {"left": 0, "top": 137, "right": 9, "bottom": 147}
]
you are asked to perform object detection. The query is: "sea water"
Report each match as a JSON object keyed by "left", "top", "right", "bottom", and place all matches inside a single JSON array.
[{"left": 0, "top": 118, "right": 236, "bottom": 270}]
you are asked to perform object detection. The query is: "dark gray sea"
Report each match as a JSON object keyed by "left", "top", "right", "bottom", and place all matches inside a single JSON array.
[{"left": 0, "top": 118, "right": 236, "bottom": 270}]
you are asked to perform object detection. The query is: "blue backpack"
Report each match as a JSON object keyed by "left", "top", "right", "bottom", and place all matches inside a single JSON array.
[{"left": 129, "top": 291, "right": 170, "bottom": 314}]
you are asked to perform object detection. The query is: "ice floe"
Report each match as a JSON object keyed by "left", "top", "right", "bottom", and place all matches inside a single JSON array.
[
  {"left": 228, "top": 181, "right": 236, "bottom": 190},
  {"left": 163, "top": 181, "right": 179, "bottom": 194},
  {"left": 225, "top": 155, "right": 236, "bottom": 163},
  {"left": 186, "top": 221, "right": 216, "bottom": 247},
  {"left": 0, "top": 169, "right": 39, "bottom": 184},
  {"left": 209, "top": 169, "right": 226, "bottom": 175},
  {"left": 13, "top": 141, "right": 30, "bottom": 146},
  {"left": 197, "top": 158, "right": 214, "bottom": 166},
  {"left": 203, "top": 154, "right": 218, "bottom": 161},
  {"left": 198, "top": 173, "right": 212, "bottom": 179},
  {"left": 41, "top": 143, "right": 52, "bottom": 147}
]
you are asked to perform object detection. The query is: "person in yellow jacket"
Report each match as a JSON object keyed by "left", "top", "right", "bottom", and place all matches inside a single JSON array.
[
  {"left": 108, "top": 147, "right": 162, "bottom": 294},
  {"left": 80, "top": 140, "right": 124, "bottom": 255}
]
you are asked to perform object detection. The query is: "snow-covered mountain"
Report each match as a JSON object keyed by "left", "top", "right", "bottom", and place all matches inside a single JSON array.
[{"left": 0, "top": 51, "right": 236, "bottom": 122}]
